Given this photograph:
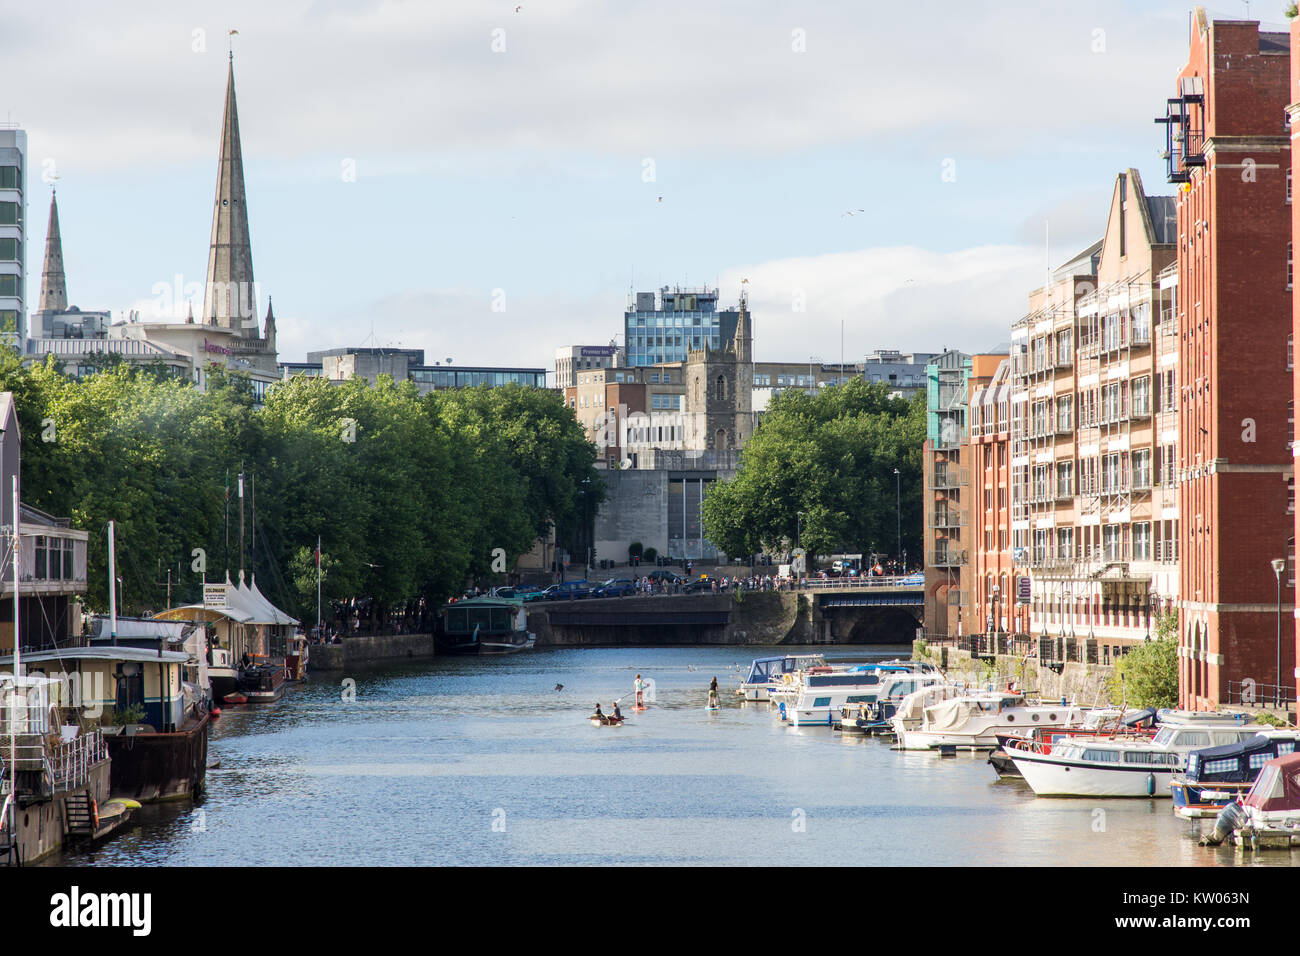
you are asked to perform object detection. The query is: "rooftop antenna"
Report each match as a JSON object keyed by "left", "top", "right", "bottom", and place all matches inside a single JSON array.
[{"left": 228, "top": 28, "right": 239, "bottom": 60}]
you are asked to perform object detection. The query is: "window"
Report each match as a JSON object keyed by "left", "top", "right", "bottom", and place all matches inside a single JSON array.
[
  {"left": 0, "top": 165, "right": 20, "bottom": 189},
  {"left": 1132, "top": 377, "right": 1151, "bottom": 417},
  {"left": 1082, "top": 749, "right": 1121, "bottom": 763},
  {"left": 1132, "top": 449, "right": 1151, "bottom": 489},
  {"left": 1289, "top": 243, "right": 1294, "bottom": 291},
  {"left": 1132, "top": 522, "right": 1151, "bottom": 560},
  {"left": 1289, "top": 168, "right": 1293, "bottom": 204},
  {"left": 0, "top": 202, "right": 19, "bottom": 226},
  {"left": 1056, "top": 395, "right": 1072, "bottom": 432}
]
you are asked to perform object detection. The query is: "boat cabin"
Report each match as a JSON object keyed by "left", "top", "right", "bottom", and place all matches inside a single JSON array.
[
  {"left": 6, "top": 646, "right": 190, "bottom": 732},
  {"left": 1185, "top": 733, "right": 1299, "bottom": 786},
  {"left": 742, "top": 655, "right": 825, "bottom": 686},
  {"left": 1243, "top": 752, "right": 1300, "bottom": 819}
]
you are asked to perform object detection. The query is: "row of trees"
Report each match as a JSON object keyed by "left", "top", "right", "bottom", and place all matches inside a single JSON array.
[
  {"left": 701, "top": 379, "right": 925, "bottom": 564},
  {"left": 2, "top": 348, "right": 604, "bottom": 625}
]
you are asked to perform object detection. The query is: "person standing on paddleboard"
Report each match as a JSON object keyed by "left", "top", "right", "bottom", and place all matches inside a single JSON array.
[
  {"left": 708, "top": 676, "right": 719, "bottom": 708},
  {"left": 635, "top": 674, "right": 645, "bottom": 708}
]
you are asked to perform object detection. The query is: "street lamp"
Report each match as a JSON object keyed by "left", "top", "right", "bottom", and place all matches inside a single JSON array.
[
  {"left": 1272, "top": 558, "right": 1286, "bottom": 707},
  {"left": 581, "top": 478, "right": 592, "bottom": 571},
  {"left": 796, "top": 511, "right": 803, "bottom": 552},
  {"left": 894, "top": 467, "right": 901, "bottom": 566}
]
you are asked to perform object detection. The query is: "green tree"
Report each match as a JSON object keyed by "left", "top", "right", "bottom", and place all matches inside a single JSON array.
[
  {"left": 1107, "top": 613, "right": 1178, "bottom": 709},
  {"left": 702, "top": 380, "right": 924, "bottom": 560}
]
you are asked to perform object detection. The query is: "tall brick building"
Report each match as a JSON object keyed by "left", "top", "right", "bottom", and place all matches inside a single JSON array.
[{"left": 1158, "top": 10, "right": 1295, "bottom": 710}]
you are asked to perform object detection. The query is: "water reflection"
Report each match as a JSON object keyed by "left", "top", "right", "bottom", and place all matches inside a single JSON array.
[{"left": 45, "top": 645, "right": 1294, "bottom": 867}]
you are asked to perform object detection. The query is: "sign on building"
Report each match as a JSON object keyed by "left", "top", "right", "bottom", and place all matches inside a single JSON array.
[
  {"left": 1016, "top": 575, "right": 1031, "bottom": 605},
  {"left": 203, "top": 583, "right": 228, "bottom": 609}
]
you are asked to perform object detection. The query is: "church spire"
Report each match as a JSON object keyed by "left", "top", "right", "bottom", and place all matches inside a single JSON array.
[
  {"left": 202, "top": 57, "right": 257, "bottom": 332},
  {"left": 263, "top": 295, "right": 276, "bottom": 349},
  {"left": 38, "top": 191, "right": 67, "bottom": 313},
  {"left": 733, "top": 287, "right": 751, "bottom": 364}
]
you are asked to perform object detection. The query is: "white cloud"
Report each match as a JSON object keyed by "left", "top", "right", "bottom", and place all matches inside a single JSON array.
[
  {"left": 277, "top": 243, "right": 1042, "bottom": 370},
  {"left": 723, "top": 245, "right": 1044, "bottom": 361},
  {"left": 10, "top": 1, "right": 1192, "bottom": 171}
]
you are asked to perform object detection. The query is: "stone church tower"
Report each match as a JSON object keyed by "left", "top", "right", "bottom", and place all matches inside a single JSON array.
[{"left": 685, "top": 291, "right": 753, "bottom": 451}]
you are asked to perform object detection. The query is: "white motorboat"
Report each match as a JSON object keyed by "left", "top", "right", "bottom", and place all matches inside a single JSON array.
[
  {"left": 786, "top": 666, "right": 946, "bottom": 727},
  {"left": 894, "top": 691, "right": 1086, "bottom": 750},
  {"left": 737, "top": 654, "right": 826, "bottom": 701},
  {"left": 1009, "top": 713, "right": 1265, "bottom": 797}
]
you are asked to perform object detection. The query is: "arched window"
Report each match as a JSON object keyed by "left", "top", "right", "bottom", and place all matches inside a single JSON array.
[
  {"left": 716, "top": 429, "right": 728, "bottom": 449},
  {"left": 716, "top": 375, "right": 727, "bottom": 402}
]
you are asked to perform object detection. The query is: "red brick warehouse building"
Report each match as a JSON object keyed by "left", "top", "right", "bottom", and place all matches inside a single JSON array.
[{"left": 1157, "top": 9, "right": 1296, "bottom": 711}]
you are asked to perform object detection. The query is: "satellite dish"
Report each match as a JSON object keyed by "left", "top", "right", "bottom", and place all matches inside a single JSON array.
[{"left": 620, "top": 458, "right": 633, "bottom": 470}]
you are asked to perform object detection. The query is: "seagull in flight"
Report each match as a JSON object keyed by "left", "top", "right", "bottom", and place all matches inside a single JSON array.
[{"left": 841, "top": 208, "right": 865, "bottom": 218}]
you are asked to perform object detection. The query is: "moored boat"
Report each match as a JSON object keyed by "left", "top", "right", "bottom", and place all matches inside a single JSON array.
[
  {"left": 1172, "top": 730, "right": 1300, "bottom": 817},
  {"left": 438, "top": 596, "right": 535, "bottom": 654},
  {"left": 1009, "top": 713, "right": 1265, "bottom": 798},
  {"left": 788, "top": 665, "right": 945, "bottom": 728},
  {"left": 239, "top": 657, "right": 287, "bottom": 702},
  {"left": 737, "top": 654, "right": 827, "bottom": 701},
  {"left": 895, "top": 691, "right": 1086, "bottom": 751}
]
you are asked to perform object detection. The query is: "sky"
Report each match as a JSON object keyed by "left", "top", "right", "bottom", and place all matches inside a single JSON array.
[{"left": 4, "top": 1, "right": 1285, "bottom": 371}]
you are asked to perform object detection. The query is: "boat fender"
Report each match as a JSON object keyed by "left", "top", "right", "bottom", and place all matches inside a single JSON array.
[
  {"left": 90, "top": 797, "right": 100, "bottom": 832},
  {"left": 778, "top": 702, "right": 787, "bottom": 720},
  {"left": 1146, "top": 773, "right": 1155, "bottom": 796}
]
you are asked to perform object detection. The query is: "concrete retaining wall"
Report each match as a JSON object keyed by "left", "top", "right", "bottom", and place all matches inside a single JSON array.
[{"left": 308, "top": 633, "right": 436, "bottom": 670}]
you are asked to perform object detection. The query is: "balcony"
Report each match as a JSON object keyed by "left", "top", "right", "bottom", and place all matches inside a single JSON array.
[
  {"left": 928, "top": 548, "right": 968, "bottom": 568},
  {"left": 931, "top": 510, "right": 968, "bottom": 528},
  {"left": 930, "top": 468, "right": 968, "bottom": 490},
  {"left": 1154, "top": 81, "right": 1205, "bottom": 183}
]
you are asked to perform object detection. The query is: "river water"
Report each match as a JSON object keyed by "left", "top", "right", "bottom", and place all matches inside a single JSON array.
[{"left": 48, "top": 645, "right": 1294, "bottom": 867}]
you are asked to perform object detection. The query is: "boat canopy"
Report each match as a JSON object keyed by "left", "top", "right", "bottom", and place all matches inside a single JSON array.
[
  {"left": 1243, "top": 753, "right": 1300, "bottom": 813},
  {"left": 1185, "top": 734, "right": 1297, "bottom": 784}
]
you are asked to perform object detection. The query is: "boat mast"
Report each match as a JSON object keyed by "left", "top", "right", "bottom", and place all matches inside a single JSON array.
[
  {"left": 238, "top": 464, "right": 245, "bottom": 582},
  {"left": 316, "top": 534, "right": 322, "bottom": 633},
  {"left": 8, "top": 476, "right": 15, "bottom": 839},
  {"left": 108, "top": 519, "right": 117, "bottom": 644}
]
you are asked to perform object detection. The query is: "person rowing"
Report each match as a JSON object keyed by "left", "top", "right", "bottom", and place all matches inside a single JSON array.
[
  {"left": 593, "top": 702, "right": 605, "bottom": 723},
  {"left": 611, "top": 701, "right": 622, "bottom": 721}
]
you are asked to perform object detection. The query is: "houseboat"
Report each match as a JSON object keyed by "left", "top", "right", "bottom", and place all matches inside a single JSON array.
[
  {"left": 438, "top": 596, "right": 535, "bottom": 654},
  {"left": 0, "top": 673, "right": 124, "bottom": 864},
  {"left": 15, "top": 645, "right": 210, "bottom": 802}
]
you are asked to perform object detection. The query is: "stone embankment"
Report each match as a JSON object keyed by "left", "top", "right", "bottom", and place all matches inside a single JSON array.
[
  {"left": 308, "top": 633, "right": 436, "bottom": 670},
  {"left": 913, "top": 640, "right": 1117, "bottom": 704}
]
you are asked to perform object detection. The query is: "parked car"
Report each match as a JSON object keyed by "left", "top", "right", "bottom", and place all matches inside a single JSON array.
[
  {"left": 646, "top": 569, "right": 685, "bottom": 584},
  {"left": 592, "top": 578, "right": 637, "bottom": 598},
  {"left": 682, "top": 576, "right": 715, "bottom": 593},
  {"left": 547, "top": 581, "right": 591, "bottom": 600},
  {"left": 522, "top": 586, "right": 557, "bottom": 603}
]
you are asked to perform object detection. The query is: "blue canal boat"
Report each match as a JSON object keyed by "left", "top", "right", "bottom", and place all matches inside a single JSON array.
[{"left": 1171, "top": 730, "right": 1300, "bottom": 818}]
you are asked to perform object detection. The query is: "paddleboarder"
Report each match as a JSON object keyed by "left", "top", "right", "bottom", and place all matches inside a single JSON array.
[
  {"left": 708, "top": 676, "right": 719, "bottom": 708},
  {"left": 634, "top": 674, "right": 645, "bottom": 709}
]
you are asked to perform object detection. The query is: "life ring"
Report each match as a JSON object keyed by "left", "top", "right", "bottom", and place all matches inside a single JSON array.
[{"left": 90, "top": 797, "right": 100, "bottom": 832}]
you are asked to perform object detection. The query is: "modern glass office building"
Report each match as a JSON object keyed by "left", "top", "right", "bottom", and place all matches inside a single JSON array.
[
  {"left": 624, "top": 286, "right": 741, "bottom": 367},
  {"left": 0, "top": 127, "right": 26, "bottom": 344}
]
